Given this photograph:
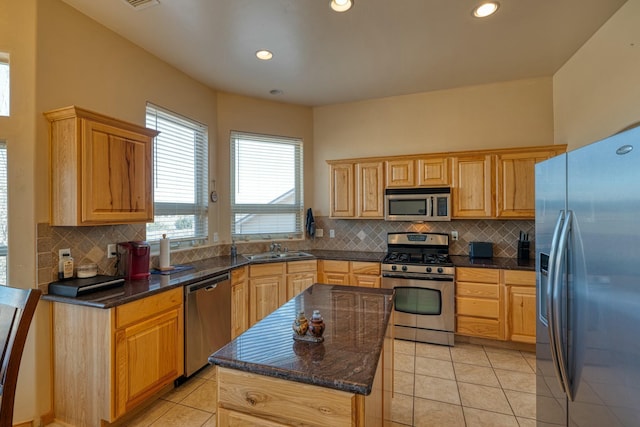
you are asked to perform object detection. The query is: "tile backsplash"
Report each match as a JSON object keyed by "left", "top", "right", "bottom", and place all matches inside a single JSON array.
[{"left": 37, "top": 217, "right": 533, "bottom": 291}]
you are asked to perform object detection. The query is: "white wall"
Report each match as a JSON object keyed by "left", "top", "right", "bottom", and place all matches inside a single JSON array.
[
  {"left": 554, "top": 0, "right": 640, "bottom": 149},
  {"left": 312, "top": 77, "right": 554, "bottom": 215}
]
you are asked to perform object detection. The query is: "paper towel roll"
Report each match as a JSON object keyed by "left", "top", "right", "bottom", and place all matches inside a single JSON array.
[{"left": 159, "top": 234, "right": 170, "bottom": 269}]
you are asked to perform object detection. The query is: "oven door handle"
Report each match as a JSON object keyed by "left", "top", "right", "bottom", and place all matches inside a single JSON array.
[{"left": 382, "top": 272, "right": 453, "bottom": 282}]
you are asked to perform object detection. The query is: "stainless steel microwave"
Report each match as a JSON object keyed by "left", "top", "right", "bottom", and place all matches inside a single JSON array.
[{"left": 384, "top": 187, "right": 451, "bottom": 221}]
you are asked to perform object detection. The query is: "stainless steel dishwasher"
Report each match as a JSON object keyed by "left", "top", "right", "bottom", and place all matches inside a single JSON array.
[{"left": 184, "top": 272, "right": 231, "bottom": 377}]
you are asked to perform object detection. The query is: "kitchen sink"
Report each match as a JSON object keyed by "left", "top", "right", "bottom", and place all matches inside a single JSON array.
[{"left": 244, "top": 251, "right": 313, "bottom": 261}]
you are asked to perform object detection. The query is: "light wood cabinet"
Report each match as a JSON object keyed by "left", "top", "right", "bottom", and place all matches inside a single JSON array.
[
  {"left": 231, "top": 267, "right": 248, "bottom": 338},
  {"left": 496, "top": 147, "right": 565, "bottom": 218},
  {"left": 249, "top": 263, "right": 286, "bottom": 326},
  {"left": 386, "top": 156, "right": 449, "bottom": 187},
  {"left": 329, "top": 160, "right": 384, "bottom": 219},
  {"left": 318, "top": 260, "right": 380, "bottom": 288},
  {"left": 451, "top": 154, "right": 494, "bottom": 218},
  {"left": 249, "top": 261, "right": 318, "bottom": 326},
  {"left": 417, "top": 156, "right": 449, "bottom": 186},
  {"left": 356, "top": 161, "right": 385, "bottom": 218},
  {"left": 386, "top": 159, "right": 415, "bottom": 187},
  {"left": 286, "top": 259, "right": 317, "bottom": 300},
  {"left": 455, "top": 267, "right": 504, "bottom": 340},
  {"left": 52, "top": 288, "right": 183, "bottom": 425},
  {"left": 503, "top": 270, "right": 536, "bottom": 344},
  {"left": 456, "top": 267, "right": 537, "bottom": 344},
  {"left": 44, "top": 106, "right": 158, "bottom": 226},
  {"left": 329, "top": 163, "right": 355, "bottom": 217}
]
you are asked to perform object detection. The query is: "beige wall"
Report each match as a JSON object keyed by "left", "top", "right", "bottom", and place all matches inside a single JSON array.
[
  {"left": 35, "top": 0, "right": 219, "bottom": 225},
  {"left": 554, "top": 0, "right": 640, "bottom": 150},
  {"left": 215, "top": 92, "right": 314, "bottom": 243},
  {"left": 312, "top": 77, "right": 554, "bottom": 215},
  {"left": 0, "top": 0, "right": 43, "bottom": 423}
]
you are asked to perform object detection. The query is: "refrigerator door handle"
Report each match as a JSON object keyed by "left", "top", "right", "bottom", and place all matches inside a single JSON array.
[
  {"left": 552, "top": 210, "right": 574, "bottom": 401},
  {"left": 546, "top": 210, "right": 566, "bottom": 394}
]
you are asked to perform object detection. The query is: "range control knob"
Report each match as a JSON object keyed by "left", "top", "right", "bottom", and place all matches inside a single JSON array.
[
  {"left": 437, "top": 267, "right": 444, "bottom": 274},
  {"left": 426, "top": 267, "right": 432, "bottom": 273},
  {"left": 401, "top": 265, "right": 408, "bottom": 272},
  {"left": 391, "top": 265, "right": 397, "bottom": 271}
]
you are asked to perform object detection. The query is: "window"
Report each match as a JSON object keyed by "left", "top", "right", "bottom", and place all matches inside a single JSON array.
[
  {"left": 0, "top": 142, "right": 7, "bottom": 284},
  {"left": 146, "top": 104, "right": 208, "bottom": 245},
  {"left": 230, "top": 131, "right": 304, "bottom": 240},
  {"left": 0, "top": 53, "right": 9, "bottom": 116}
]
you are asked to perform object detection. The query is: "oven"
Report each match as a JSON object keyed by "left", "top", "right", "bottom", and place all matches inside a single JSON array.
[{"left": 381, "top": 232, "right": 455, "bottom": 346}]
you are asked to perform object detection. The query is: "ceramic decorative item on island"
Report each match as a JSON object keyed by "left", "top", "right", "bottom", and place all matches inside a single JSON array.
[
  {"left": 292, "top": 310, "right": 309, "bottom": 336},
  {"left": 292, "top": 309, "right": 325, "bottom": 343},
  {"left": 308, "top": 310, "right": 325, "bottom": 338}
]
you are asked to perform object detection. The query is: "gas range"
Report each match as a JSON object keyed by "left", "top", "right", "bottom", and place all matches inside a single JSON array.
[{"left": 381, "top": 232, "right": 455, "bottom": 277}]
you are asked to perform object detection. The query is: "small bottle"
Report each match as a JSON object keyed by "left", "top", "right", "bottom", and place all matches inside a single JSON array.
[
  {"left": 230, "top": 241, "right": 237, "bottom": 259},
  {"left": 292, "top": 311, "right": 309, "bottom": 336},
  {"left": 58, "top": 250, "right": 74, "bottom": 280},
  {"left": 308, "top": 310, "right": 325, "bottom": 338}
]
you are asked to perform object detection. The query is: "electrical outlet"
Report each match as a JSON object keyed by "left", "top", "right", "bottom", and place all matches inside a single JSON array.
[
  {"left": 451, "top": 231, "right": 459, "bottom": 241},
  {"left": 107, "top": 244, "right": 117, "bottom": 259},
  {"left": 213, "top": 232, "right": 219, "bottom": 242},
  {"left": 329, "top": 229, "right": 335, "bottom": 238},
  {"left": 316, "top": 228, "right": 324, "bottom": 237}
]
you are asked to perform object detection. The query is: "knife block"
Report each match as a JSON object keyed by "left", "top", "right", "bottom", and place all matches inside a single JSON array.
[{"left": 517, "top": 240, "right": 530, "bottom": 260}]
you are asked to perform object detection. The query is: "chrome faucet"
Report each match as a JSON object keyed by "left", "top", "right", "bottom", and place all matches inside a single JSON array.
[{"left": 269, "top": 242, "right": 282, "bottom": 253}]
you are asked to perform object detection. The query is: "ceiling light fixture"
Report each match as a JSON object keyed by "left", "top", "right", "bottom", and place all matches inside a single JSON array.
[
  {"left": 330, "top": 0, "right": 353, "bottom": 12},
  {"left": 256, "top": 50, "right": 273, "bottom": 60},
  {"left": 473, "top": 2, "right": 500, "bottom": 18}
]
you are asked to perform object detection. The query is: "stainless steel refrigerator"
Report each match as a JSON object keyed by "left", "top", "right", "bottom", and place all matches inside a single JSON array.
[{"left": 535, "top": 126, "right": 640, "bottom": 426}]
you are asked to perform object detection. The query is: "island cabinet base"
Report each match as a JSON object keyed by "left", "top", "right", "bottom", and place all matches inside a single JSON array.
[{"left": 216, "top": 364, "right": 386, "bottom": 427}]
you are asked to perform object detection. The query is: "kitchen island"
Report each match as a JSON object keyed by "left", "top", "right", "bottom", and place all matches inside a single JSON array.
[{"left": 209, "top": 283, "right": 394, "bottom": 426}]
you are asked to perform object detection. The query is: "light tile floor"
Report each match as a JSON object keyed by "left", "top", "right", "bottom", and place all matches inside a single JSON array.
[{"left": 49, "top": 340, "right": 536, "bottom": 427}]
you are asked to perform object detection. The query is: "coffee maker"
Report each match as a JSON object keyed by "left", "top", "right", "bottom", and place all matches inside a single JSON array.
[{"left": 117, "top": 241, "right": 150, "bottom": 279}]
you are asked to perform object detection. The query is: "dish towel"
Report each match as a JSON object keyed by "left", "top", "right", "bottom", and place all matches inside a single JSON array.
[{"left": 306, "top": 208, "right": 316, "bottom": 239}]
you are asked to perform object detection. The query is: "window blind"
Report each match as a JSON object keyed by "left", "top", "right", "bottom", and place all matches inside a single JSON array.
[
  {"left": 146, "top": 104, "right": 208, "bottom": 244},
  {"left": 230, "top": 131, "right": 304, "bottom": 240}
]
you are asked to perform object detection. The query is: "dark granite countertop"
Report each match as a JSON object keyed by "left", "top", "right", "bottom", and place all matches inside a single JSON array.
[
  {"left": 209, "top": 283, "right": 393, "bottom": 396},
  {"left": 450, "top": 255, "right": 535, "bottom": 271},
  {"left": 41, "top": 255, "right": 250, "bottom": 308}
]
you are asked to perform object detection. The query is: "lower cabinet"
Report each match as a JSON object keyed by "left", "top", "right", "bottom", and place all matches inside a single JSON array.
[
  {"left": 503, "top": 270, "right": 536, "bottom": 344},
  {"left": 249, "top": 260, "right": 318, "bottom": 326},
  {"left": 318, "top": 260, "right": 381, "bottom": 288},
  {"left": 455, "top": 267, "right": 536, "bottom": 344},
  {"left": 286, "top": 259, "right": 317, "bottom": 300},
  {"left": 231, "top": 266, "right": 248, "bottom": 338},
  {"left": 52, "top": 287, "right": 184, "bottom": 426},
  {"left": 455, "top": 267, "right": 504, "bottom": 340}
]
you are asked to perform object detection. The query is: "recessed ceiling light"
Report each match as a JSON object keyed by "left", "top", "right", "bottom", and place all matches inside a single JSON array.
[
  {"left": 331, "top": 0, "right": 353, "bottom": 12},
  {"left": 270, "top": 89, "right": 284, "bottom": 96},
  {"left": 473, "top": 2, "right": 500, "bottom": 18},
  {"left": 256, "top": 50, "right": 273, "bottom": 61}
]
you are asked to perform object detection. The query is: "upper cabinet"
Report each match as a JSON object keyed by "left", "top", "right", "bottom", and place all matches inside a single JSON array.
[
  {"left": 451, "top": 154, "right": 494, "bottom": 218},
  {"left": 329, "top": 160, "right": 384, "bottom": 219},
  {"left": 495, "top": 147, "right": 565, "bottom": 218},
  {"left": 385, "top": 156, "right": 449, "bottom": 188},
  {"left": 329, "top": 144, "right": 566, "bottom": 221},
  {"left": 45, "top": 106, "right": 158, "bottom": 226}
]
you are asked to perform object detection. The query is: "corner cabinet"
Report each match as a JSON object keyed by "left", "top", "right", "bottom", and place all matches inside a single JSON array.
[
  {"left": 495, "top": 147, "right": 566, "bottom": 218},
  {"left": 51, "top": 288, "right": 183, "bottom": 426},
  {"left": 328, "top": 160, "right": 384, "bottom": 219},
  {"left": 44, "top": 106, "right": 158, "bottom": 226}
]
